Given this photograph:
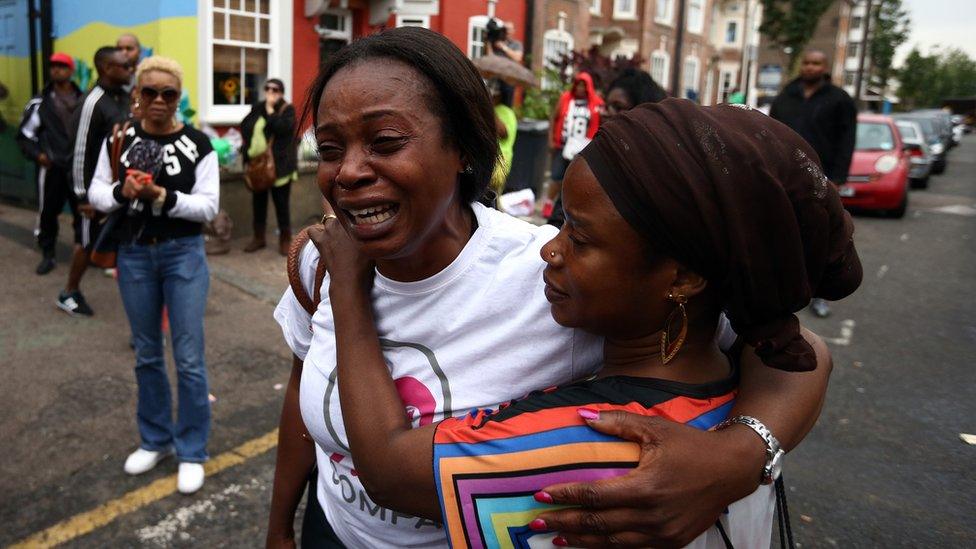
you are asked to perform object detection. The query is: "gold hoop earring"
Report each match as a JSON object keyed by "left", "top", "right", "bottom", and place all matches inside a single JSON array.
[{"left": 661, "top": 291, "right": 688, "bottom": 365}]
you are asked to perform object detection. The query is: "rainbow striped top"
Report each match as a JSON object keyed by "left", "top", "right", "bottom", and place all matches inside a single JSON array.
[{"left": 433, "top": 373, "right": 739, "bottom": 549}]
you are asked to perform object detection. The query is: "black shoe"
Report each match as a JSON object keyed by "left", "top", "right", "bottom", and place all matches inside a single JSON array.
[
  {"left": 36, "top": 255, "right": 56, "bottom": 275},
  {"left": 57, "top": 290, "right": 94, "bottom": 317}
]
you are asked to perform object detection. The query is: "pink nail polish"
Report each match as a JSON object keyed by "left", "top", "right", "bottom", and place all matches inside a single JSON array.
[
  {"left": 528, "top": 518, "right": 547, "bottom": 531},
  {"left": 577, "top": 407, "right": 600, "bottom": 421},
  {"left": 534, "top": 491, "right": 554, "bottom": 504},
  {"left": 552, "top": 536, "right": 569, "bottom": 547}
]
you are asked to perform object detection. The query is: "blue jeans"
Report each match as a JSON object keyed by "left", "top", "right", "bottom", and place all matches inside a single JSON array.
[{"left": 117, "top": 235, "right": 211, "bottom": 462}]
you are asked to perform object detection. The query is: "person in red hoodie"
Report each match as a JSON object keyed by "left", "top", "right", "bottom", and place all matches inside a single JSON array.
[{"left": 544, "top": 72, "right": 603, "bottom": 225}]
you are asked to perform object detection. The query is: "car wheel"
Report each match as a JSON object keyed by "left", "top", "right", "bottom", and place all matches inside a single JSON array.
[
  {"left": 910, "top": 176, "right": 930, "bottom": 189},
  {"left": 888, "top": 192, "right": 908, "bottom": 219}
]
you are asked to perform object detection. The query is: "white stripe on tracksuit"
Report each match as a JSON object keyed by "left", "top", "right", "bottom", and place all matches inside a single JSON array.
[
  {"left": 20, "top": 98, "right": 45, "bottom": 237},
  {"left": 72, "top": 87, "right": 105, "bottom": 248},
  {"left": 35, "top": 166, "right": 47, "bottom": 238}
]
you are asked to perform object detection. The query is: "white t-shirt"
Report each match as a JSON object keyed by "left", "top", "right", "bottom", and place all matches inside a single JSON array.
[{"left": 274, "top": 203, "right": 603, "bottom": 549}]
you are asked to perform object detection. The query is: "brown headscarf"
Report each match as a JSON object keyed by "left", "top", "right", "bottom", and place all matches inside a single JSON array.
[{"left": 579, "top": 99, "right": 862, "bottom": 371}]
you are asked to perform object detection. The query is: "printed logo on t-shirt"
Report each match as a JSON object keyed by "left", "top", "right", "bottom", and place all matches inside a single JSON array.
[
  {"left": 562, "top": 99, "right": 591, "bottom": 142},
  {"left": 320, "top": 338, "right": 452, "bottom": 532}
]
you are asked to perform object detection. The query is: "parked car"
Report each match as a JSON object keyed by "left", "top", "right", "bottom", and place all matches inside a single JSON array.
[
  {"left": 895, "top": 114, "right": 947, "bottom": 174},
  {"left": 839, "top": 114, "right": 911, "bottom": 218},
  {"left": 895, "top": 119, "right": 932, "bottom": 188},
  {"left": 915, "top": 109, "right": 955, "bottom": 149},
  {"left": 952, "top": 123, "right": 965, "bottom": 145},
  {"left": 951, "top": 114, "right": 973, "bottom": 134}
]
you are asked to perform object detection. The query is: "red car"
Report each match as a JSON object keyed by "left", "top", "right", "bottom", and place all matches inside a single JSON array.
[{"left": 837, "top": 114, "right": 913, "bottom": 218}]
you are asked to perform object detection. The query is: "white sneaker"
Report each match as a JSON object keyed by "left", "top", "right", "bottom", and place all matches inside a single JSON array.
[
  {"left": 124, "top": 448, "right": 171, "bottom": 475},
  {"left": 177, "top": 462, "right": 205, "bottom": 494}
]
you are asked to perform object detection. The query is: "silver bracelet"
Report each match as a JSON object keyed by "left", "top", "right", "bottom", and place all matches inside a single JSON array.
[{"left": 716, "top": 415, "right": 784, "bottom": 485}]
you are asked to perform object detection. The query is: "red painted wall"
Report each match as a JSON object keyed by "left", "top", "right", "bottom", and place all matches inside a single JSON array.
[
  {"left": 292, "top": 0, "right": 320, "bottom": 123},
  {"left": 291, "top": 0, "right": 528, "bottom": 124}
]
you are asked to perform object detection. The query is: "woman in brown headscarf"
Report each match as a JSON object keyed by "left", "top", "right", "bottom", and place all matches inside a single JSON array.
[{"left": 310, "top": 98, "right": 861, "bottom": 548}]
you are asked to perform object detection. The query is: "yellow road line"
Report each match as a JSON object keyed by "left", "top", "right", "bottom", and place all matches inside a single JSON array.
[{"left": 10, "top": 429, "right": 279, "bottom": 549}]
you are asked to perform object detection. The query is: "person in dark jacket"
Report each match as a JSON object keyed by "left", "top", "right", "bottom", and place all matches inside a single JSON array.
[
  {"left": 240, "top": 78, "right": 297, "bottom": 255},
  {"left": 770, "top": 49, "right": 857, "bottom": 319},
  {"left": 17, "top": 53, "right": 84, "bottom": 275},
  {"left": 55, "top": 46, "right": 130, "bottom": 317}
]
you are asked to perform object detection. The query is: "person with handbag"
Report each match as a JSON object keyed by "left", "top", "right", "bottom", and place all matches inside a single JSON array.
[
  {"left": 240, "top": 78, "right": 297, "bottom": 255},
  {"left": 87, "top": 56, "right": 218, "bottom": 495}
]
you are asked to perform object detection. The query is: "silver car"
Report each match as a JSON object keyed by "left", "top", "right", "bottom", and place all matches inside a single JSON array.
[{"left": 895, "top": 119, "right": 932, "bottom": 188}]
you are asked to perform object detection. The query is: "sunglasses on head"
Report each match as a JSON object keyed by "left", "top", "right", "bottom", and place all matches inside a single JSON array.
[
  {"left": 140, "top": 86, "right": 180, "bottom": 104},
  {"left": 264, "top": 85, "right": 282, "bottom": 93}
]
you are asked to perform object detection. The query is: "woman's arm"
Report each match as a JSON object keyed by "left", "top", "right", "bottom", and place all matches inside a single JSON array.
[
  {"left": 310, "top": 224, "right": 442, "bottom": 521},
  {"left": 266, "top": 355, "right": 316, "bottom": 548},
  {"left": 162, "top": 149, "right": 219, "bottom": 223},
  {"left": 534, "top": 327, "right": 832, "bottom": 548}
]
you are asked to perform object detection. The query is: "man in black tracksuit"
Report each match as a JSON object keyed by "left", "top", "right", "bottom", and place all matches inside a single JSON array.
[
  {"left": 770, "top": 49, "right": 857, "bottom": 318},
  {"left": 55, "top": 46, "right": 130, "bottom": 317},
  {"left": 17, "top": 53, "right": 83, "bottom": 275}
]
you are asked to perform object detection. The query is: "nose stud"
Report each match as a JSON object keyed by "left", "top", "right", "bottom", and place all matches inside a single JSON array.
[{"left": 549, "top": 251, "right": 556, "bottom": 258}]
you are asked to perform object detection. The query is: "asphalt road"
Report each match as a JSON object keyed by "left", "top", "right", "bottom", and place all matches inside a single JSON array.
[{"left": 1, "top": 136, "right": 974, "bottom": 548}]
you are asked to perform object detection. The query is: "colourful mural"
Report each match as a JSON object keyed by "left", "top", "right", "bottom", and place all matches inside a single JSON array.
[
  {"left": 0, "top": 0, "right": 201, "bottom": 200},
  {"left": 0, "top": 0, "right": 200, "bottom": 126}
]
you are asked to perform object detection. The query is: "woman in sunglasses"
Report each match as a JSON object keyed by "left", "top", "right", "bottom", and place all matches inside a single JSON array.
[
  {"left": 87, "top": 56, "right": 219, "bottom": 495},
  {"left": 241, "top": 78, "right": 298, "bottom": 255}
]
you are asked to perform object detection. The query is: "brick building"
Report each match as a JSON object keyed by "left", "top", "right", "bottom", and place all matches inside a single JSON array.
[
  {"left": 572, "top": 0, "right": 762, "bottom": 105},
  {"left": 703, "top": 0, "right": 762, "bottom": 105},
  {"left": 755, "top": 0, "right": 854, "bottom": 105}
]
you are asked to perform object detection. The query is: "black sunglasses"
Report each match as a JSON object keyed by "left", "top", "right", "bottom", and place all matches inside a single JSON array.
[
  {"left": 140, "top": 86, "right": 180, "bottom": 104},
  {"left": 264, "top": 85, "right": 282, "bottom": 93}
]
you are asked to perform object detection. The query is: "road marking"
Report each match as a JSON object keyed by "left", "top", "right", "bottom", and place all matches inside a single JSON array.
[
  {"left": 9, "top": 429, "right": 278, "bottom": 549},
  {"left": 136, "top": 479, "right": 263, "bottom": 546},
  {"left": 927, "top": 204, "right": 976, "bottom": 217},
  {"left": 823, "top": 319, "right": 856, "bottom": 346}
]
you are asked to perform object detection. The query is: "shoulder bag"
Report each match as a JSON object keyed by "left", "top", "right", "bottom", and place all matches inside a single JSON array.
[{"left": 89, "top": 120, "right": 132, "bottom": 268}]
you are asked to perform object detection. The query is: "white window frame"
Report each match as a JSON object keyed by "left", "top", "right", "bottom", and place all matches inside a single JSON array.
[
  {"left": 682, "top": 55, "right": 700, "bottom": 98},
  {"left": 590, "top": 0, "right": 602, "bottom": 16},
  {"left": 468, "top": 15, "right": 489, "bottom": 59},
  {"left": 613, "top": 0, "right": 637, "bottom": 20},
  {"left": 687, "top": 0, "right": 704, "bottom": 34},
  {"left": 396, "top": 14, "right": 430, "bottom": 28},
  {"left": 542, "top": 28, "right": 575, "bottom": 90},
  {"left": 316, "top": 9, "right": 353, "bottom": 42},
  {"left": 198, "top": 0, "right": 291, "bottom": 125},
  {"left": 725, "top": 20, "right": 738, "bottom": 44},
  {"left": 650, "top": 50, "right": 670, "bottom": 86},
  {"left": 703, "top": 67, "right": 714, "bottom": 105},
  {"left": 655, "top": 0, "right": 674, "bottom": 25}
]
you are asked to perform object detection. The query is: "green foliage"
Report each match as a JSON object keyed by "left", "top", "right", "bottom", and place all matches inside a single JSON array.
[
  {"left": 897, "top": 47, "right": 976, "bottom": 110},
  {"left": 759, "top": 0, "right": 834, "bottom": 73},
  {"left": 870, "top": 0, "right": 911, "bottom": 94},
  {"left": 518, "top": 66, "right": 563, "bottom": 120}
]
